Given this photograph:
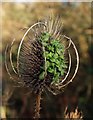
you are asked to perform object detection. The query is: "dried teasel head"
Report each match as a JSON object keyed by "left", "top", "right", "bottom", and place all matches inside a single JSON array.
[{"left": 5, "top": 16, "right": 79, "bottom": 94}]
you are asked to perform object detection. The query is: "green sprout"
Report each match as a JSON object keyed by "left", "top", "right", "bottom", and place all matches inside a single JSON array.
[{"left": 39, "top": 32, "right": 67, "bottom": 84}]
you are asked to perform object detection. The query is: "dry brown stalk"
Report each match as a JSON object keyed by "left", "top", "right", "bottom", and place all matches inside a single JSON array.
[{"left": 34, "top": 92, "right": 41, "bottom": 119}]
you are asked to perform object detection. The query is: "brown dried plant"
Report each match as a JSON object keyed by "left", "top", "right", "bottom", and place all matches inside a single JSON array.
[
  {"left": 5, "top": 16, "right": 79, "bottom": 119},
  {"left": 64, "top": 107, "right": 83, "bottom": 119}
]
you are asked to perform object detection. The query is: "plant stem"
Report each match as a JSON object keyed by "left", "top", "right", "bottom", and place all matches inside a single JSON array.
[{"left": 34, "top": 92, "right": 41, "bottom": 119}]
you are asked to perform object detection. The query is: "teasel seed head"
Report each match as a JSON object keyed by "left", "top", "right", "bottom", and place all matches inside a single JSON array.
[{"left": 5, "top": 16, "right": 79, "bottom": 95}]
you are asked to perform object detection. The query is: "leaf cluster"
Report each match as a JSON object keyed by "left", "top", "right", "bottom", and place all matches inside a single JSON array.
[{"left": 39, "top": 32, "right": 67, "bottom": 84}]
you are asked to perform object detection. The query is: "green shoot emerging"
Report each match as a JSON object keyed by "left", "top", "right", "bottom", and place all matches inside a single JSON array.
[{"left": 39, "top": 32, "right": 67, "bottom": 84}]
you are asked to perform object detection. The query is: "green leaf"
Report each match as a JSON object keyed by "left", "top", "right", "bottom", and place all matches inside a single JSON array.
[
  {"left": 54, "top": 68, "right": 57, "bottom": 75},
  {"left": 46, "top": 52, "right": 53, "bottom": 58},
  {"left": 41, "top": 32, "right": 50, "bottom": 42},
  {"left": 60, "top": 55, "right": 64, "bottom": 59},
  {"left": 57, "top": 49, "right": 61, "bottom": 55},
  {"left": 62, "top": 64, "right": 68, "bottom": 68},
  {"left": 61, "top": 70, "right": 64, "bottom": 76},
  {"left": 56, "top": 60, "right": 60, "bottom": 65},
  {"left": 51, "top": 62, "right": 55, "bottom": 67},
  {"left": 58, "top": 66, "right": 62, "bottom": 72},
  {"left": 54, "top": 53, "right": 58, "bottom": 59},
  {"left": 50, "top": 57, "right": 55, "bottom": 62},
  {"left": 47, "top": 45, "right": 54, "bottom": 52},
  {"left": 47, "top": 67, "right": 54, "bottom": 73},
  {"left": 52, "top": 73, "right": 60, "bottom": 83},
  {"left": 39, "top": 71, "right": 45, "bottom": 80}
]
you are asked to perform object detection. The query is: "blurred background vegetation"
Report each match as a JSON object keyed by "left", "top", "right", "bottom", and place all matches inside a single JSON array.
[{"left": 1, "top": 2, "right": 93, "bottom": 119}]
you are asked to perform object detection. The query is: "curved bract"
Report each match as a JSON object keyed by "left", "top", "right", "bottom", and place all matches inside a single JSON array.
[{"left": 5, "top": 17, "right": 79, "bottom": 95}]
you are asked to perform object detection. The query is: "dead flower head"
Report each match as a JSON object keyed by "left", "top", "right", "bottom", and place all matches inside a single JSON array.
[{"left": 5, "top": 16, "right": 79, "bottom": 95}]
